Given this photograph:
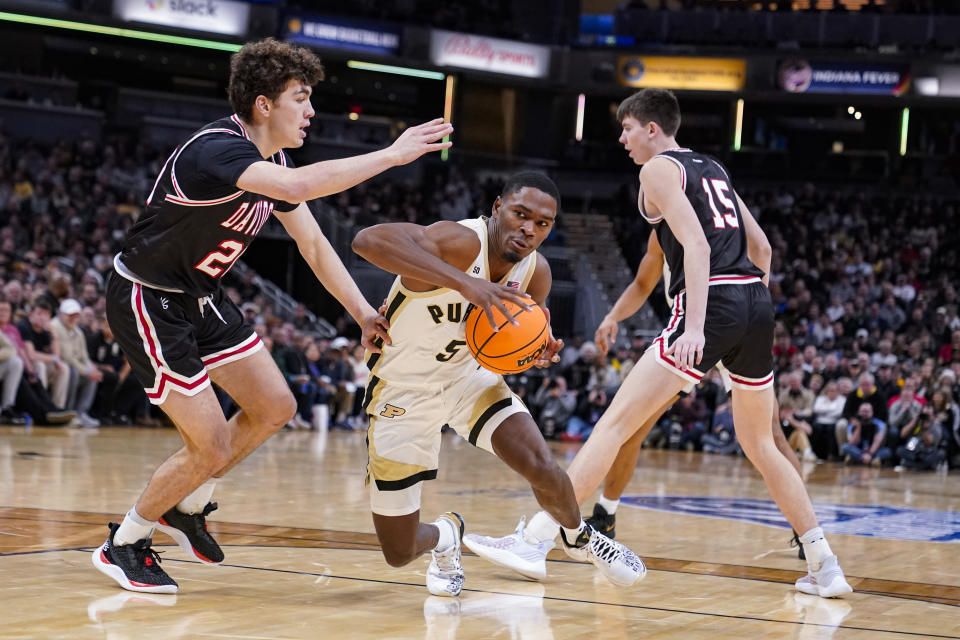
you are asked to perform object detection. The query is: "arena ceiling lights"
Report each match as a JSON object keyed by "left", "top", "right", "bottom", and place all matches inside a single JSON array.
[
  {"left": 0, "top": 11, "right": 242, "bottom": 52},
  {"left": 345, "top": 60, "right": 445, "bottom": 81}
]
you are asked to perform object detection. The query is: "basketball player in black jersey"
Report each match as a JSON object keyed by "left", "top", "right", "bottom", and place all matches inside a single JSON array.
[
  {"left": 92, "top": 39, "right": 454, "bottom": 594},
  {"left": 472, "top": 89, "right": 851, "bottom": 598}
]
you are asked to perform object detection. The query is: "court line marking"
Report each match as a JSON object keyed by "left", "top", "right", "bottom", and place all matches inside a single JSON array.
[
  {"left": 1, "top": 544, "right": 957, "bottom": 636},
  {"left": 76, "top": 549, "right": 960, "bottom": 639},
  {"left": 2, "top": 508, "right": 958, "bottom": 606}
]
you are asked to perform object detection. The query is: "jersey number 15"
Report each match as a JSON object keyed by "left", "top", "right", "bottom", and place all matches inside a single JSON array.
[{"left": 701, "top": 178, "right": 740, "bottom": 230}]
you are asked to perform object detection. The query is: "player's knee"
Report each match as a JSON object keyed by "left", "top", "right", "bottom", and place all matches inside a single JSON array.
[
  {"left": 190, "top": 431, "right": 232, "bottom": 471},
  {"left": 261, "top": 389, "right": 297, "bottom": 426}
]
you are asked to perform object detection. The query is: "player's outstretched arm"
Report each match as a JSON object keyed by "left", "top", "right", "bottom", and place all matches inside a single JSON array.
[
  {"left": 352, "top": 221, "right": 533, "bottom": 330},
  {"left": 237, "top": 118, "right": 453, "bottom": 204},
  {"left": 641, "top": 159, "right": 710, "bottom": 371},
  {"left": 736, "top": 192, "right": 772, "bottom": 286},
  {"left": 595, "top": 231, "right": 664, "bottom": 355},
  {"left": 278, "top": 203, "right": 390, "bottom": 353}
]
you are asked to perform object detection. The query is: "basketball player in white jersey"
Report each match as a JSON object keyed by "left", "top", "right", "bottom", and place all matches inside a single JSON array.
[
  {"left": 467, "top": 90, "right": 851, "bottom": 598},
  {"left": 350, "top": 173, "right": 645, "bottom": 596},
  {"left": 586, "top": 231, "right": 809, "bottom": 559}
]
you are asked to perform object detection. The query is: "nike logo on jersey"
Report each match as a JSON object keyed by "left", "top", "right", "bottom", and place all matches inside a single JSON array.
[{"left": 219, "top": 200, "right": 273, "bottom": 236}]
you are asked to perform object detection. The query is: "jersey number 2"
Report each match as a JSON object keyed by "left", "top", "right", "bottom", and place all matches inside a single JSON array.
[
  {"left": 195, "top": 240, "right": 245, "bottom": 277},
  {"left": 701, "top": 178, "right": 739, "bottom": 230}
]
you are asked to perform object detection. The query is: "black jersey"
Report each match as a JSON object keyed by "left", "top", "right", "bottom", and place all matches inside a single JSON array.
[
  {"left": 117, "top": 114, "right": 299, "bottom": 297},
  {"left": 640, "top": 148, "right": 764, "bottom": 300}
]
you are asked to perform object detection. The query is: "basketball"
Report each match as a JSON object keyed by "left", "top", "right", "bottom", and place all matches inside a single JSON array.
[{"left": 464, "top": 300, "right": 549, "bottom": 375}]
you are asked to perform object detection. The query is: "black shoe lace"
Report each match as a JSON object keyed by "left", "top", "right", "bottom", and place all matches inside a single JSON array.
[
  {"left": 132, "top": 538, "right": 165, "bottom": 572},
  {"left": 200, "top": 502, "right": 218, "bottom": 518},
  {"left": 591, "top": 534, "right": 620, "bottom": 564}
]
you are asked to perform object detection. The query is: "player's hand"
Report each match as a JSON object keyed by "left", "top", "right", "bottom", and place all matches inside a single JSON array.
[
  {"left": 359, "top": 309, "right": 391, "bottom": 354},
  {"left": 533, "top": 307, "right": 563, "bottom": 368},
  {"left": 389, "top": 118, "right": 453, "bottom": 166},
  {"left": 595, "top": 315, "right": 618, "bottom": 355},
  {"left": 459, "top": 278, "right": 532, "bottom": 331},
  {"left": 664, "top": 329, "right": 704, "bottom": 372}
]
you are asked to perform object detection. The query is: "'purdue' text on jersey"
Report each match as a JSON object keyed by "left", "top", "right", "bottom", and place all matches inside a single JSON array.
[
  {"left": 116, "top": 115, "right": 299, "bottom": 297},
  {"left": 639, "top": 148, "right": 764, "bottom": 300}
]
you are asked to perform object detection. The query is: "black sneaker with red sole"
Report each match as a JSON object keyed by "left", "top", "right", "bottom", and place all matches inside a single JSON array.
[
  {"left": 156, "top": 501, "right": 224, "bottom": 564},
  {"left": 91, "top": 522, "right": 178, "bottom": 593}
]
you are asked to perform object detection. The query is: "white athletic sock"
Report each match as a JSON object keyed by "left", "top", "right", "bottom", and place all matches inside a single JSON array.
[
  {"left": 433, "top": 516, "right": 456, "bottom": 553},
  {"left": 598, "top": 495, "right": 620, "bottom": 514},
  {"left": 114, "top": 508, "right": 156, "bottom": 546},
  {"left": 561, "top": 520, "right": 587, "bottom": 545},
  {"left": 799, "top": 526, "right": 834, "bottom": 572},
  {"left": 176, "top": 479, "right": 217, "bottom": 515},
  {"left": 525, "top": 510, "right": 560, "bottom": 543}
]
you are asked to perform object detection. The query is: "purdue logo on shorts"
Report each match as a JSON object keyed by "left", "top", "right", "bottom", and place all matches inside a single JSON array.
[{"left": 379, "top": 404, "right": 406, "bottom": 418}]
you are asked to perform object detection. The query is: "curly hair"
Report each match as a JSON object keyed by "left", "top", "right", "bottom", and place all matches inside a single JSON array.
[
  {"left": 616, "top": 88, "right": 681, "bottom": 137},
  {"left": 228, "top": 38, "right": 325, "bottom": 120}
]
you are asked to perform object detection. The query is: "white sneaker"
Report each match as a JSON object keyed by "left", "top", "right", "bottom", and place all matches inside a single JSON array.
[
  {"left": 427, "top": 512, "right": 465, "bottom": 597},
  {"left": 561, "top": 524, "right": 646, "bottom": 587},
  {"left": 795, "top": 554, "right": 853, "bottom": 598},
  {"left": 79, "top": 413, "right": 100, "bottom": 429},
  {"left": 462, "top": 517, "right": 555, "bottom": 580}
]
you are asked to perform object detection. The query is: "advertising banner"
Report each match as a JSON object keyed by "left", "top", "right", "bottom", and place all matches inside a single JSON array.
[
  {"left": 778, "top": 58, "right": 910, "bottom": 95},
  {"left": 284, "top": 13, "right": 400, "bottom": 56},
  {"left": 113, "top": 0, "right": 250, "bottom": 36},
  {"left": 430, "top": 29, "right": 549, "bottom": 79},
  {"left": 616, "top": 56, "right": 746, "bottom": 92}
]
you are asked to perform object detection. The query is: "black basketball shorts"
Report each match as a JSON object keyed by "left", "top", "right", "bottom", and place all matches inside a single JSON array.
[
  {"left": 106, "top": 272, "right": 263, "bottom": 405},
  {"left": 652, "top": 278, "right": 775, "bottom": 391}
]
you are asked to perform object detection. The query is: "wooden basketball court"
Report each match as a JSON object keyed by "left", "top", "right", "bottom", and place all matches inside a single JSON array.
[{"left": 2, "top": 425, "right": 958, "bottom": 639}]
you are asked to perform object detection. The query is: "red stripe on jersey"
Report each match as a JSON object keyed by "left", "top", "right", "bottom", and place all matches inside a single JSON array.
[
  {"left": 729, "top": 372, "right": 774, "bottom": 387},
  {"left": 134, "top": 284, "right": 164, "bottom": 372},
  {"left": 201, "top": 336, "right": 262, "bottom": 366},
  {"left": 146, "top": 372, "right": 210, "bottom": 401},
  {"left": 655, "top": 338, "right": 704, "bottom": 381},
  {"left": 231, "top": 114, "right": 250, "bottom": 140},
  {"left": 164, "top": 191, "right": 245, "bottom": 207}
]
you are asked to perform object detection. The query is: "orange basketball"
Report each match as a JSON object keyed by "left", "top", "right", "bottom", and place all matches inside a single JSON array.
[{"left": 464, "top": 300, "right": 549, "bottom": 375}]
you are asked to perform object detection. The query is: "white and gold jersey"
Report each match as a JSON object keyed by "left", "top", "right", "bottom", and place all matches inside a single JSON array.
[{"left": 365, "top": 217, "right": 538, "bottom": 388}]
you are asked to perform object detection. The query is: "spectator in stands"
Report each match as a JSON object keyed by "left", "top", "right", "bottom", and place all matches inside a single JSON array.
[
  {"left": 50, "top": 298, "right": 101, "bottom": 428},
  {"left": 886, "top": 377, "right": 925, "bottom": 450},
  {"left": 87, "top": 316, "right": 145, "bottom": 424},
  {"left": 841, "top": 403, "right": 891, "bottom": 466},
  {"left": 17, "top": 300, "right": 69, "bottom": 409},
  {"left": 3, "top": 280, "right": 24, "bottom": 312},
  {"left": 662, "top": 393, "right": 708, "bottom": 451},
  {"left": 895, "top": 403, "right": 947, "bottom": 471},
  {"left": 530, "top": 375, "right": 576, "bottom": 440},
  {"left": 271, "top": 323, "right": 313, "bottom": 430},
  {"left": 562, "top": 387, "right": 610, "bottom": 442},
  {"left": 563, "top": 339, "right": 595, "bottom": 391},
  {"left": 842, "top": 372, "right": 889, "bottom": 428},
  {"left": 327, "top": 337, "right": 356, "bottom": 430},
  {"left": 927, "top": 389, "right": 959, "bottom": 468},
  {"left": 701, "top": 401, "right": 738, "bottom": 455},
  {"left": 811, "top": 380, "right": 845, "bottom": 460},
  {"left": 0, "top": 327, "right": 24, "bottom": 423}
]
